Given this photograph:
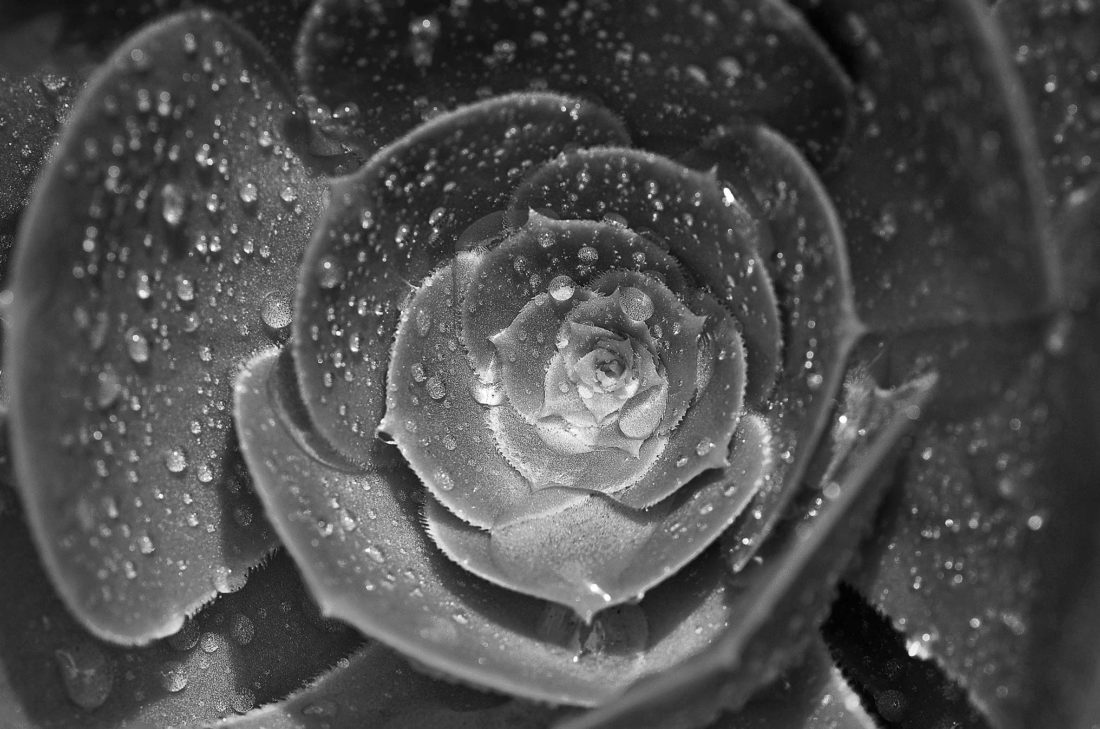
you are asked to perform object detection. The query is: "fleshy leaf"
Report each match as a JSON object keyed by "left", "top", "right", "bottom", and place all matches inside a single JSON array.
[
  {"left": 5, "top": 10, "right": 326, "bottom": 644},
  {"left": 0, "top": 488, "right": 364, "bottom": 728},
  {"left": 789, "top": 0, "right": 1058, "bottom": 330},
  {"left": 296, "top": 0, "right": 853, "bottom": 167},
  {"left": 461, "top": 213, "right": 686, "bottom": 379},
  {"left": 236, "top": 348, "right": 787, "bottom": 705},
  {"left": 996, "top": 0, "right": 1100, "bottom": 210},
  {"left": 293, "top": 92, "right": 630, "bottom": 469},
  {"left": 511, "top": 147, "right": 782, "bottom": 408},
  {"left": 848, "top": 318, "right": 1100, "bottom": 729},
  {"left": 426, "top": 413, "right": 772, "bottom": 620},
  {"left": 206, "top": 643, "right": 570, "bottom": 729},
  {"left": 613, "top": 291, "right": 748, "bottom": 510},
  {"left": 561, "top": 369, "right": 937, "bottom": 729},
  {"left": 380, "top": 255, "right": 530, "bottom": 530},
  {"left": 686, "top": 124, "right": 864, "bottom": 572}
]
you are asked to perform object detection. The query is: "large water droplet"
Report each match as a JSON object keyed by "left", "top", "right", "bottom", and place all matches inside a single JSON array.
[
  {"left": 618, "top": 287, "right": 654, "bottom": 321},
  {"left": 54, "top": 644, "right": 113, "bottom": 710},
  {"left": 260, "top": 290, "right": 292, "bottom": 331},
  {"left": 548, "top": 274, "right": 576, "bottom": 302},
  {"left": 158, "top": 660, "right": 190, "bottom": 693}
]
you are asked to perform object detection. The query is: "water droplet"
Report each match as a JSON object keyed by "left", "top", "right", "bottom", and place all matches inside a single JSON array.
[
  {"left": 125, "top": 327, "right": 150, "bottom": 364},
  {"left": 175, "top": 276, "right": 195, "bottom": 302},
  {"left": 230, "top": 614, "right": 255, "bottom": 646},
  {"left": 261, "top": 291, "right": 292, "bottom": 331},
  {"left": 134, "top": 270, "right": 153, "bottom": 301},
  {"left": 199, "top": 632, "right": 220, "bottom": 653},
  {"left": 238, "top": 181, "right": 258, "bottom": 205},
  {"left": 137, "top": 533, "right": 156, "bottom": 555},
  {"left": 694, "top": 440, "right": 715, "bottom": 456},
  {"left": 426, "top": 375, "right": 446, "bottom": 400},
  {"left": 54, "top": 644, "right": 113, "bottom": 710},
  {"left": 279, "top": 186, "right": 298, "bottom": 204},
  {"left": 441, "top": 434, "right": 458, "bottom": 451},
  {"left": 158, "top": 661, "right": 189, "bottom": 693},
  {"left": 548, "top": 275, "right": 576, "bottom": 302},
  {"left": 164, "top": 448, "right": 187, "bottom": 473},
  {"left": 618, "top": 287, "right": 654, "bottom": 321},
  {"left": 316, "top": 255, "right": 344, "bottom": 289},
  {"left": 161, "top": 183, "right": 186, "bottom": 228},
  {"left": 578, "top": 245, "right": 599, "bottom": 263}
]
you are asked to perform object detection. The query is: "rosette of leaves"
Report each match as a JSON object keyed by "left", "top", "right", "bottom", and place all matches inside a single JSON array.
[{"left": 0, "top": 0, "right": 1096, "bottom": 728}]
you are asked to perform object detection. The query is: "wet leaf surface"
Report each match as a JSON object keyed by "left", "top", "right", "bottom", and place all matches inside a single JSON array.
[
  {"left": 6, "top": 10, "right": 326, "bottom": 643},
  {"left": 0, "top": 485, "right": 364, "bottom": 729},
  {"left": 293, "top": 92, "right": 629, "bottom": 470},
  {"left": 996, "top": 0, "right": 1100, "bottom": 210},
  {"left": 560, "top": 367, "right": 937, "bottom": 729},
  {"left": 688, "top": 124, "right": 864, "bottom": 574},
  {"left": 296, "top": 0, "right": 854, "bottom": 166},
  {"left": 237, "top": 348, "right": 770, "bottom": 706},
  {"left": 790, "top": 0, "right": 1058, "bottom": 331},
  {"left": 849, "top": 318, "right": 1100, "bottom": 729},
  {"left": 511, "top": 148, "right": 782, "bottom": 409}
]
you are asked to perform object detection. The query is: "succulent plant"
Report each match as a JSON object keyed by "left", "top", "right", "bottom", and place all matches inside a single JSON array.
[{"left": 0, "top": 1, "right": 1097, "bottom": 728}]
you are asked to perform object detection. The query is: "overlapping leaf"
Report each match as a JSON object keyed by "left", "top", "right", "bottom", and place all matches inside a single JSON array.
[
  {"left": 790, "top": 0, "right": 1059, "bottom": 330},
  {"left": 0, "top": 483, "right": 364, "bottom": 728},
  {"left": 6, "top": 10, "right": 326, "bottom": 643}
]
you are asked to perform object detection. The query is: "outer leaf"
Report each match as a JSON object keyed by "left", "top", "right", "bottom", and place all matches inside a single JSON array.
[
  {"left": 206, "top": 643, "right": 571, "bottom": 729},
  {"left": 293, "top": 93, "right": 630, "bottom": 470},
  {"left": 790, "top": 0, "right": 1058, "bottom": 330},
  {"left": 849, "top": 318, "right": 1100, "bottom": 729},
  {"left": 560, "top": 369, "right": 937, "bottom": 729},
  {"left": 0, "top": 487, "right": 364, "bottom": 728},
  {"left": 296, "top": 0, "right": 853, "bottom": 167},
  {"left": 684, "top": 124, "right": 865, "bottom": 572},
  {"left": 7, "top": 10, "right": 329, "bottom": 644},
  {"left": 235, "top": 348, "right": 776, "bottom": 705},
  {"left": 996, "top": 0, "right": 1100, "bottom": 210}
]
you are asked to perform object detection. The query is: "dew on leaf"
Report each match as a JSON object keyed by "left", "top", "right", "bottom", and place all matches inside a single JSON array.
[{"left": 124, "top": 328, "right": 151, "bottom": 364}]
